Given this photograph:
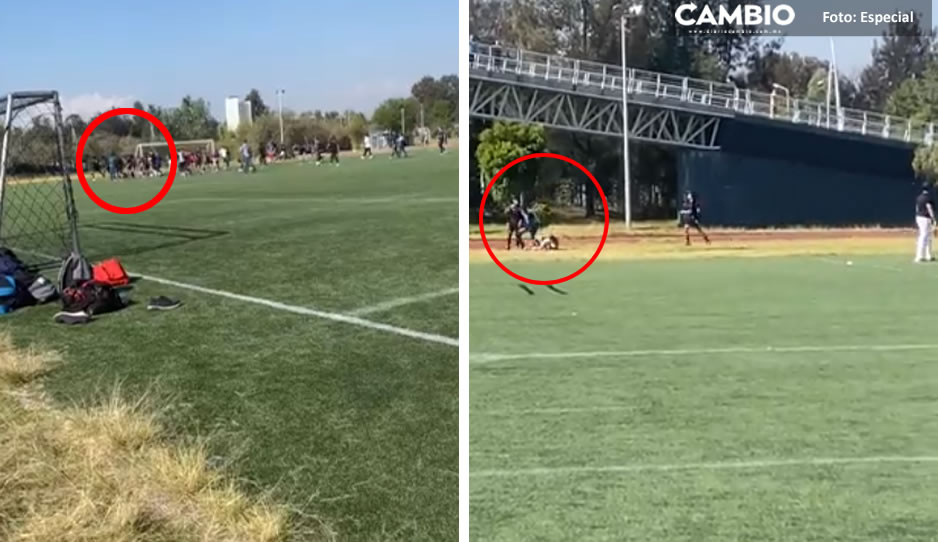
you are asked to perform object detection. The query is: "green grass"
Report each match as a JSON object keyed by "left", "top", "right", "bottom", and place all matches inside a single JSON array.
[
  {"left": 5, "top": 149, "right": 457, "bottom": 541},
  {"left": 471, "top": 254, "right": 938, "bottom": 541}
]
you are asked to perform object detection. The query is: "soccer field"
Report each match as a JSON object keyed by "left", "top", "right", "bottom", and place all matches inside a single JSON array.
[
  {"left": 4, "top": 149, "right": 458, "bottom": 541},
  {"left": 470, "top": 254, "right": 938, "bottom": 541}
]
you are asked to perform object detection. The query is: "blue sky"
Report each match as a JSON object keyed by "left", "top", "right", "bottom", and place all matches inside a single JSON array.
[
  {"left": 782, "top": 0, "right": 937, "bottom": 75},
  {"left": 2, "top": 0, "right": 456, "bottom": 120}
]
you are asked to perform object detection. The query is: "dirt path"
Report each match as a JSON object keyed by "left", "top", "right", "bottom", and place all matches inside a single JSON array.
[{"left": 470, "top": 228, "right": 912, "bottom": 250}]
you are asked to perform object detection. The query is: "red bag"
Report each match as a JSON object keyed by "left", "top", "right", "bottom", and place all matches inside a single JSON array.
[{"left": 92, "top": 259, "right": 129, "bottom": 286}]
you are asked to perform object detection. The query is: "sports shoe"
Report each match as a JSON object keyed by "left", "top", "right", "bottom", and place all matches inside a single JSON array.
[
  {"left": 147, "top": 296, "right": 182, "bottom": 311},
  {"left": 53, "top": 310, "right": 91, "bottom": 325}
]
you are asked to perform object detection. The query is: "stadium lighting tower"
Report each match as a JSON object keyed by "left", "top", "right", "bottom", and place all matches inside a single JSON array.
[
  {"left": 276, "top": 89, "right": 285, "bottom": 145},
  {"left": 616, "top": 1, "right": 644, "bottom": 228}
]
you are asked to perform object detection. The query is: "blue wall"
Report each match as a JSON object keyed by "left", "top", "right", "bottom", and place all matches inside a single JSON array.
[{"left": 678, "top": 117, "right": 920, "bottom": 227}]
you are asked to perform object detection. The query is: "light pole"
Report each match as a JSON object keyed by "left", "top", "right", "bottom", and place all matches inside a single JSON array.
[
  {"left": 772, "top": 83, "right": 790, "bottom": 116},
  {"left": 276, "top": 89, "right": 285, "bottom": 145},
  {"left": 401, "top": 106, "right": 406, "bottom": 136},
  {"left": 618, "top": 1, "right": 643, "bottom": 228},
  {"left": 830, "top": 37, "right": 841, "bottom": 129}
]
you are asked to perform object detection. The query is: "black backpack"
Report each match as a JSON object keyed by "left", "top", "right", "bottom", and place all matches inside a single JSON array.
[
  {"left": 0, "top": 248, "right": 37, "bottom": 288},
  {"left": 58, "top": 251, "right": 92, "bottom": 292}
]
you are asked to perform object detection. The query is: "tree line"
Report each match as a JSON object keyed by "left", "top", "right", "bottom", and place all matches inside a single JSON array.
[
  {"left": 36, "top": 74, "right": 458, "bottom": 161},
  {"left": 469, "top": 0, "right": 938, "bottom": 218}
]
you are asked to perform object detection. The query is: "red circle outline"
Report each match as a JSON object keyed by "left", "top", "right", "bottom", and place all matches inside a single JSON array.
[
  {"left": 478, "top": 153, "right": 610, "bottom": 285},
  {"left": 74, "top": 107, "right": 177, "bottom": 214}
]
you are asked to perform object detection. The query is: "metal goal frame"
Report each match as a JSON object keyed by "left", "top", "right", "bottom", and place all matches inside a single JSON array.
[{"left": 0, "top": 90, "right": 82, "bottom": 268}]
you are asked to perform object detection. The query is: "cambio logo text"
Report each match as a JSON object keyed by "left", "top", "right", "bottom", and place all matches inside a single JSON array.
[{"left": 675, "top": 3, "right": 796, "bottom": 26}]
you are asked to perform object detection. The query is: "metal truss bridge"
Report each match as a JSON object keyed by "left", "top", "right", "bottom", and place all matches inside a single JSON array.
[{"left": 469, "top": 42, "right": 936, "bottom": 150}]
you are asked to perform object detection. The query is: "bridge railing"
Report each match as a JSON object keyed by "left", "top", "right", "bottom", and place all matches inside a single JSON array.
[{"left": 469, "top": 41, "right": 935, "bottom": 146}]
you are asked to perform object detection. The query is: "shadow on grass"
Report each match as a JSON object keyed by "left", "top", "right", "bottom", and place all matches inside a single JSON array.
[{"left": 81, "top": 222, "right": 229, "bottom": 260}]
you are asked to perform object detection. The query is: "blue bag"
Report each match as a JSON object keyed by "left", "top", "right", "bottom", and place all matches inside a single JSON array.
[{"left": 0, "top": 275, "right": 16, "bottom": 315}]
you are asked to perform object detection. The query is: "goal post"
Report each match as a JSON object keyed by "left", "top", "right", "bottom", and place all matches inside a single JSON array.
[
  {"left": 0, "top": 91, "right": 82, "bottom": 269},
  {"left": 135, "top": 139, "right": 215, "bottom": 158}
]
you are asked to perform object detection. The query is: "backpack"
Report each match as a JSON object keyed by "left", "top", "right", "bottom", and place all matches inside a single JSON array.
[
  {"left": 0, "top": 248, "right": 37, "bottom": 288},
  {"left": 92, "top": 258, "right": 130, "bottom": 286},
  {"left": 61, "top": 280, "right": 125, "bottom": 315},
  {"left": 0, "top": 274, "right": 35, "bottom": 314},
  {"left": 58, "top": 251, "right": 92, "bottom": 292},
  {"left": 0, "top": 275, "right": 15, "bottom": 315},
  {"left": 28, "top": 276, "right": 57, "bottom": 304}
]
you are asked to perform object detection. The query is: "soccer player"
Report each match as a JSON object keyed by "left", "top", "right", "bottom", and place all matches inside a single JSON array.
[
  {"left": 107, "top": 151, "right": 119, "bottom": 181},
  {"left": 534, "top": 234, "right": 559, "bottom": 250},
  {"left": 314, "top": 137, "right": 323, "bottom": 166},
  {"left": 328, "top": 136, "right": 340, "bottom": 166},
  {"left": 506, "top": 199, "right": 526, "bottom": 250},
  {"left": 362, "top": 135, "right": 373, "bottom": 159},
  {"left": 915, "top": 183, "right": 936, "bottom": 262},
  {"left": 388, "top": 131, "right": 398, "bottom": 159},
  {"left": 239, "top": 140, "right": 254, "bottom": 173},
  {"left": 396, "top": 133, "right": 408, "bottom": 158},
  {"left": 437, "top": 128, "right": 447, "bottom": 154},
  {"left": 524, "top": 205, "right": 540, "bottom": 240},
  {"left": 678, "top": 191, "right": 711, "bottom": 246}
]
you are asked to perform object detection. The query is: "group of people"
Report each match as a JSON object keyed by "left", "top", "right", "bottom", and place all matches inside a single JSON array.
[
  {"left": 506, "top": 200, "right": 557, "bottom": 251},
  {"left": 359, "top": 128, "right": 449, "bottom": 160},
  {"left": 236, "top": 137, "right": 343, "bottom": 173},
  {"left": 83, "top": 127, "right": 452, "bottom": 180},
  {"left": 82, "top": 152, "right": 164, "bottom": 180},
  {"left": 502, "top": 191, "right": 712, "bottom": 252},
  {"left": 81, "top": 149, "right": 236, "bottom": 180}
]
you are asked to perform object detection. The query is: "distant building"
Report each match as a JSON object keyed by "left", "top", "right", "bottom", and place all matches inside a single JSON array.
[{"left": 225, "top": 96, "right": 253, "bottom": 132}]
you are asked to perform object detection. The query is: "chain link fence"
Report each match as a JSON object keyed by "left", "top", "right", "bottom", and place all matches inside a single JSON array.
[{"left": 0, "top": 91, "right": 82, "bottom": 269}]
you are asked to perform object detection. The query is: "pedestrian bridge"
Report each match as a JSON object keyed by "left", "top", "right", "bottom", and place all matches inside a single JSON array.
[{"left": 469, "top": 41, "right": 935, "bottom": 150}]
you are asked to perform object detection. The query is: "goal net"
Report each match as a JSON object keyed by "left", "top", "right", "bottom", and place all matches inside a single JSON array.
[{"left": 0, "top": 91, "right": 82, "bottom": 269}]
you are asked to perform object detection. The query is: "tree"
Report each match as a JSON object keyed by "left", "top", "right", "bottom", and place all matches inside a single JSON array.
[
  {"left": 883, "top": 61, "right": 938, "bottom": 180},
  {"left": 128, "top": 100, "right": 151, "bottom": 139},
  {"left": 64, "top": 114, "right": 86, "bottom": 144},
  {"left": 854, "top": 18, "right": 933, "bottom": 111},
  {"left": 476, "top": 121, "right": 546, "bottom": 205},
  {"left": 371, "top": 98, "right": 420, "bottom": 133},
  {"left": 245, "top": 89, "right": 269, "bottom": 117},
  {"left": 164, "top": 96, "right": 219, "bottom": 140},
  {"left": 410, "top": 75, "right": 459, "bottom": 128}
]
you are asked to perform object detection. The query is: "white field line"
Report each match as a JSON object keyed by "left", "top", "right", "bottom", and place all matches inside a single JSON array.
[
  {"left": 470, "top": 343, "right": 938, "bottom": 364},
  {"left": 146, "top": 195, "right": 456, "bottom": 206},
  {"left": 477, "top": 406, "right": 633, "bottom": 416},
  {"left": 470, "top": 455, "right": 938, "bottom": 478},
  {"left": 12, "top": 250, "right": 457, "bottom": 348},
  {"left": 348, "top": 287, "right": 459, "bottom": 316},
  {"left": 135, "top": 273, "right": 458, "bottom": 348}
]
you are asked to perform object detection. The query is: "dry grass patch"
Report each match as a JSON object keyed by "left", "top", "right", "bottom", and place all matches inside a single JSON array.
[{"left": 0, "top": 333, "right": 306, "bottom": 542}]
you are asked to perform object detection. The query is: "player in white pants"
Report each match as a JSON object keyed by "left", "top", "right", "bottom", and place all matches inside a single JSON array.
[{"left": 915, "top": 184, "right": 935, "bottom": 262}]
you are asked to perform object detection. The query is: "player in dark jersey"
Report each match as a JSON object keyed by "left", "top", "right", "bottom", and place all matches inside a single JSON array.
[
  {"left": 437, "top": 128, "right": 447, "bottom": 154},
  {"left": 678, "top": 191, "right": 711, "bottom": 246},
  {"left": 506, "top": 199, "right": 526, "bottom": 250},
  {"left": 328, "top": 136, "right": 340, "bottom": 166},
  {"left": 524, "top": 205, "right": 540, "bottom": 240}
]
